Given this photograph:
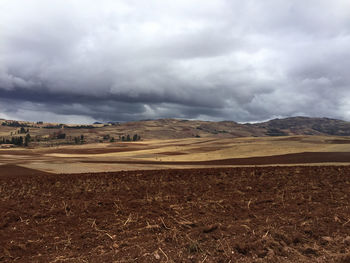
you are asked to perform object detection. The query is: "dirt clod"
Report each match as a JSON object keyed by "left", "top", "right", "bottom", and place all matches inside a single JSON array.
[{"left": 1, "top": 165, "right": 350, "bottom": 262}]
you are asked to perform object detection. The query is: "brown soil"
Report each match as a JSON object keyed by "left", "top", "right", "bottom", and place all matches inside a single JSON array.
[
  {"left": 1, "top": 165, "right": 350, "bottom": 262},
  {"left": 82, "top": 151, "right": 350, "bottom": 166},
  {"left": 0, "top": 150, "right": 40, "bottom": 156},
  {"left": 188, "top": 146, "right": 230, "bottom": 153},
  {"left": 0, "top": 145, "right": 150, "bottom": 156},
  {"left": 325, "top": 140, "right": 350, "bottom": 144},
  {"left": 276, "top": 137, "right": 304, "bottom": 142},
  {"left": 0, "top": 164, "right": 52, "bottom": 178},
  {"left": 158, "top": 152, "right": 187, "bottom": 156}
]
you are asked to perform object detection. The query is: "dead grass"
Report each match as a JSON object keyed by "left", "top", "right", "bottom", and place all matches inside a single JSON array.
[{"left": 1, "top": 136, "right": 350, "bottom": 173}]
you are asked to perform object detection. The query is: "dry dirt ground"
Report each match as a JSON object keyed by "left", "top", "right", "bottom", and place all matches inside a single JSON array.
[
  {"left": 1, "top": 136, "right": 350, "bottom": 262},
  {"left": 1, "top": 165, "right": 350, "bottom": 262}
]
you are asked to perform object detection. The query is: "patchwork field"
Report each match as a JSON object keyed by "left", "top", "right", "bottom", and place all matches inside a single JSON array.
[{"left": 1, "top": 135, "right": 350, "bottom": 173}]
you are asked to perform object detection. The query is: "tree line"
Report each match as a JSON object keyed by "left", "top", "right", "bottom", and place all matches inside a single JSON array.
[
  {"left": 120, "top": 134, "right": 141, "bottom": 142},
  {"left": 0, "top": 134, "right": 31, "bottom": 146},
  {"left": 0, "top": 132, "right": 142, "bottom": 147}
]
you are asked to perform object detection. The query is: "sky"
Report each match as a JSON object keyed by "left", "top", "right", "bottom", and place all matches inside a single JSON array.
[{"left": 1, "top": 0, "right": 350, "bottom": 124}]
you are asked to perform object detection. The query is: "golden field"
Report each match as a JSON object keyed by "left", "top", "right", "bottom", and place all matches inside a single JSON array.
[{"left": 1, "top": 135, "right": 350, "bottom": 174}]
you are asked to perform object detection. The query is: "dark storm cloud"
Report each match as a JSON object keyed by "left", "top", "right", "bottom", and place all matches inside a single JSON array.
[{"left": 1, "top": 0, "right": 350, "bottom": 123}]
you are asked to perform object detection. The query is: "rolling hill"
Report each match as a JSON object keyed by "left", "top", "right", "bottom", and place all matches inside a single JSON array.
[{"left": 1, "top": 116, "right": 350, "bottom": 147}]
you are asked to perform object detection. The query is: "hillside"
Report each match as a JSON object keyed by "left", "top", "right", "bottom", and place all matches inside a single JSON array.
[
  {"left": 1, "top": 116, "right": 350, "bottom": 147},
  {"left": 253, "top": 116, "right": 350, "bottom": 136}
]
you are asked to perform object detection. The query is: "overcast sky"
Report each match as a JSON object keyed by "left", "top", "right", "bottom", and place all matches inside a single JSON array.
[{"left": 1, "top": 0, "right": 350, "bottom": 123}]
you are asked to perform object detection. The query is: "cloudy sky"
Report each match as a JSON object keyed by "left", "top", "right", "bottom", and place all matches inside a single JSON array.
[{"left": 1, "top": 0, "right": 350, "bottom": 123}]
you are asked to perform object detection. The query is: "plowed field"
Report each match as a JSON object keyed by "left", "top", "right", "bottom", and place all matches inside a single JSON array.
[{"left": 1, "top": 165, "right": 350, "bottom": 262}]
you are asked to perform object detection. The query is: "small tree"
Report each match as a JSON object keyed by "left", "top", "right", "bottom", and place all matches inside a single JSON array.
[
  {"left": 56, "top": 131, "right": 66, "bottom": 139},
  {"left": 12, "top": 136, "right": 24, "bottom": 146},
  {"left": 24, "top": 134, "right": 31, "bottom": 146}
]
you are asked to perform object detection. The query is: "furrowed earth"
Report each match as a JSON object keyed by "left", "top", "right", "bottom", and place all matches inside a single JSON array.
[
  {"left": 1, "top": 165, "right": 350, "bottom": 262},
  {"left": 1, "top": 134, "right": 350, "bottom": 262}
]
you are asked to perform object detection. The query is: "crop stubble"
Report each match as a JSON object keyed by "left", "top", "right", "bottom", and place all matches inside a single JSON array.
[{"left": 1, "top": 165, "right": 350, "bottom": 262}]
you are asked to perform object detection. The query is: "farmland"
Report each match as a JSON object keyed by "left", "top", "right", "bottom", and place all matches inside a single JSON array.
[
  {"left": 1, "top": 118, "right": 350, "bottom": 262},
  {"left": 1, "top": 135, "right": 350, "bottom": 173},
  {"left": 1, "top": 165, "right": 350, "bottom": 262}
]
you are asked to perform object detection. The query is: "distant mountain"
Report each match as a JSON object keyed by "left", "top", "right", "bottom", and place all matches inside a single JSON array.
[
  {"left": 253, "top": 117, "right": 350, "bottom": 136},
  {"left": 126, "top": 117, "right": 350, "bottom": 138},
  {"left": 105, "top": 116, "right": 350, "bottom": 138},
  {"left": 1, "top": 117, "right": 350, "bottom": 145}
]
